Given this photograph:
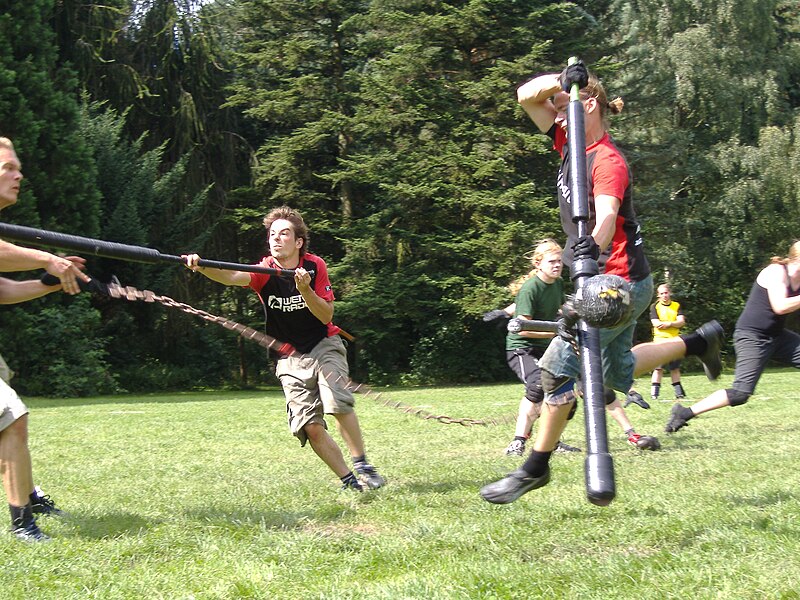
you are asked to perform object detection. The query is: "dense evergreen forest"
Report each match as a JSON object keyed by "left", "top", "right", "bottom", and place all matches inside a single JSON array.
[{"left": 1, "top": 0, "right": 799, "bottom": 396}]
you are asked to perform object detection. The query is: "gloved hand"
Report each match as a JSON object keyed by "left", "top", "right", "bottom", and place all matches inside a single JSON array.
[
  {"left": 572, "top": 235, "right": 600, "bottom": 261},
  {"left": 40, "top": 272, "right": 113, "bottom": 295},
  {"left": 482, "top": 309, "right": 511, "bottom": 328},
  {"left": 559, "top": 60, "right": 589, "bottom": 92},
  {"left": 557, "top": 298, "right": 580, "bottom": 346}
]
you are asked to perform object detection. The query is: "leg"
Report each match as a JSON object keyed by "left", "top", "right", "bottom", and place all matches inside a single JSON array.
[
  {"left": 303, "top": 422, "right": 352, "bottom": 478},
  {"left": 331, "top": 411, "right": 365, "bottom": 459},
  {"left": 0, "top": 415, "right": 34, "bottom": 507}
]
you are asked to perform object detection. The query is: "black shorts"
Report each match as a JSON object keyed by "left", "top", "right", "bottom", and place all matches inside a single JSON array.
[{"left": 506, "top": 347, "right": 546, "bottom": 403}]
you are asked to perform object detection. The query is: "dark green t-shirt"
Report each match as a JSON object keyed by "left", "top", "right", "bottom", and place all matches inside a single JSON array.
[{"left": 506, "top": 274, "right": 564, "bottom": 351}]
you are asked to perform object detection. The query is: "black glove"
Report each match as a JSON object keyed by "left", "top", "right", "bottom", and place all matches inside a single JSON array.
[
  {"left": 556, "top": 298, "right": 580, "bottom": 346},
  {"left": 482, "top": 309, "right": 511, "bottom": 328},
  {"left": 572, "top": 235, "right": 600, "bottom": 261},
  {"left": 40, "top": 272, "right": 112, "bottom": 296},
  {"left": 559, "top": 60, "right": 589, "bottom": 92}
]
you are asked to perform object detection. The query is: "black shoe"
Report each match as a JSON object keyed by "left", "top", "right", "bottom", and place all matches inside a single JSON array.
[
  {"left": 31, "top": 486, "right": 65, "bottom": 516},
  {"left": 341, "top": 476, "right": 365, "bottom": 492},
  {"left": 696, "top": 320, "right": 724, "bottom": 380},
  {"left": 554, "top": 440, "right": 582, "bottom": 453},
  {"left": 624, "top": 391, "right": 651, "bottom": 410},
  {"left": 10, "top": 519, "right": 50, "bottom": 543},
  {"left": 480, "top": 467, "right": 551, "bottom": 504},
  {"left": 354, "top": 463, "right": 385, "bottom": 490},
  {"left": 665, "top": 403, "right": 695, "bottom": 433}
]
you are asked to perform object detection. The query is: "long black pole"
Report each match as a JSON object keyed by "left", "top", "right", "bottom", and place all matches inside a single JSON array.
[
  {"left": 565, "top": 57, "right": 615, "bottom": 506},
  {"left": 0, "top": 222, "right": 306, "bottom": 278}
]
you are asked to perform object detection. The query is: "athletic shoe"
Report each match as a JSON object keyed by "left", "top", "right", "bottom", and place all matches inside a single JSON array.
[
  {"left": 695, "top": 320, "right": 724, "bottom": 380},
  {"left": 665, "top": 403, "right": 695, "bottom": 433},
  {"left": 624, "top": 391, "right": 651, "bottom": 410},
  {"left": 628, "top": 433, "right": 661, "bottom": 450},
  {"left": 10, "top": 519, "right": 50, "bottom": 543},
  {"left": 354, "top": 463, "right": 385, "bottom": 490},
  {"left": 504, "top": 439, "right": 525, "bottom": 456},
  {"left": 675, "top": 393, "right": 686, "bottom": 400},
  {"left": 480, "top": 467, "right": 551, "bottom": 504},
  {"left": 31, "top": 486, "right": 65, "bottom": 516},
  {"left": 554, "top": 440, "right": 582, "bottom": 453}
]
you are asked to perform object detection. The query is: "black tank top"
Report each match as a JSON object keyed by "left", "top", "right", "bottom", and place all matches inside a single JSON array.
[{"left": 736, "top": 264, "right": 800, "bottom": 337}]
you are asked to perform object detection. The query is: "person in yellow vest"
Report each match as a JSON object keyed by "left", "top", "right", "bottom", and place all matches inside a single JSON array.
[{"left": 649, "top": 283, "right": 687, "bottom": 401}]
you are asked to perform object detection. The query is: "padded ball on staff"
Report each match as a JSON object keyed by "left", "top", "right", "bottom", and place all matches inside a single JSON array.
[{"left": 572, "top": 274, "right": 632, "bottom": 329}]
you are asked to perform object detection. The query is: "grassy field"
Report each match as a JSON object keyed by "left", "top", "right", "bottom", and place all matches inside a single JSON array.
[{"left": 2, "top": 369, "right": 800, "bottom": 599}]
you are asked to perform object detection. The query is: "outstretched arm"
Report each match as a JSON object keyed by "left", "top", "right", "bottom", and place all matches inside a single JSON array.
[
  {"left": 0, "top": 240, "right": 88, "bottom": 294},
  {"left": 182, "top": 253, "right": 250, "bottom": 286},
  {"left": 0, "top": 277, "right": 60, "bottom": 304}
]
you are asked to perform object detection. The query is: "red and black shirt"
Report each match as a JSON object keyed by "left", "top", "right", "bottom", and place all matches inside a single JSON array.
[
  {"left": 247, "top": 253, "right": 340, "bottom": 353},
  {"left": 550, "top": 125, "right": 650, "bottom": 283}
]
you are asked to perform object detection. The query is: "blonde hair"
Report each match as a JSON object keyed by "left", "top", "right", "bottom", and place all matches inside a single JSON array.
[
  {"left": 580, "top": 74, "right": 624, "bottom": 127},
  {"left": 509, "top": 239, "right": 563, "bottom": 295},
  {"left": 0, "top": 137, "right": 14, "bottom": 151},
  {"left": 770, "top": 241, "right": 800, "bottom": 265}
]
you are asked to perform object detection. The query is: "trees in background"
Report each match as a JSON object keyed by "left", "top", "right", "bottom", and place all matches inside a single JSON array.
[{"left": 1, "top": 0, "right": 800, "bottom": 394}]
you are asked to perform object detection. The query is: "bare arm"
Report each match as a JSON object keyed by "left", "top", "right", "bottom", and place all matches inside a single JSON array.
[
  {"left": 517, "top": 73, "right": 561, "bottom": 133},
  {"left": 295, "top": 267, "right": 334, "bottom": 324},
  {"left": 760, "top": 264, "right": 800, "bottom": 315},
  {"left": 591, "top": 194, "right": 621, "bottom": 251},
  {"left": 0, "top": 240, "right": 88, "bottom": 294},
  {"left": 0, "top": 277, "right": 59, "bottom": 304},
  {"left": 182, "top": 254, "right": 250, "bottom": 286}
]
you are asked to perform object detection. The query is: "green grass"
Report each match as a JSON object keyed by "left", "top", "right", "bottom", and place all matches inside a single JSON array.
[{"left": 3, "top": 369, "right": 800, "bottom": 599}]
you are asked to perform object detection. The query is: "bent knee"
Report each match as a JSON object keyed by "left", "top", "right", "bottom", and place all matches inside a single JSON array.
[{"left": 727, "top": 389, "right": 750, "bottom": 407}]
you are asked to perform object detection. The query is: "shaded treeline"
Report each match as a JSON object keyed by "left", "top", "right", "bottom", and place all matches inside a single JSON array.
[{"left": 0, "top": 0, "right": 799, "bottom": 395}]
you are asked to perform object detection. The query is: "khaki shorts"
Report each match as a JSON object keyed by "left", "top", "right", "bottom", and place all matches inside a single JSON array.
[
  {"left": 0, "top": 377, "right": 28, "bottom": 433},
  {"left": 275, "top": 335, "right": 355, "bottom": 446}
]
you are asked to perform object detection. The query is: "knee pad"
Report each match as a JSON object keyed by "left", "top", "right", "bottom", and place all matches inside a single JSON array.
[
  {"left": 603, "top": 387, "right": 616, "bottom": 406},
  {"left": 727, "top": 389, "right": 750, "bottom": 407},
  {"left": 542, "top": 369, "right": 571, "bottom": 394},
  {"left": 525, "top": 385, "right": 545, "bottom": 404}
]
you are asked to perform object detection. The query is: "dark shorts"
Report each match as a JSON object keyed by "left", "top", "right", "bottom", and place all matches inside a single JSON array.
[
  {"left": 731, "top": 328, "right": 800, "bottom": 395},
  {"left": 506, "top": 347, "right": 546, "bottom": 403}
]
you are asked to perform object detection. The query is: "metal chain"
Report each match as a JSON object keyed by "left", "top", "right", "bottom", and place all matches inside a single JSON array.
[{"left": 106, "top": 282, "right": 517, "bottom": 427}]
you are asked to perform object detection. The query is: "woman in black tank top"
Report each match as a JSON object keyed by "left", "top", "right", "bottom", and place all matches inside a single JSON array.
[{"left": 665, "top": 241, "right": 800, "bottom": 433}]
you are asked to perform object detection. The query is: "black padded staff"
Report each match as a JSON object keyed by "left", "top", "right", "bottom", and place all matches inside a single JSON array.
[
  {"left": 0, "top": 222, "right": 307, "bottom": 278},
  {"left": 565, "top": 56, "right": 615, "bottom": 506}
]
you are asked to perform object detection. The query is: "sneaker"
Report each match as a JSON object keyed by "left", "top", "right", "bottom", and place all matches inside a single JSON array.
[
  {"left": 675, "top": 393, "right": 686, "bottom": 400},
  {"left": 627, "top": 433, "right": 661, "bottom": 450},
  {"left": 10, "top": 519, "right": 50, "bottom": 543},
  {"left": 624, "top": 391, "right": 651, "bottom": 410},
  {"left": 695, "top": 320, "right": 724, "bottom": 380},
  {"left": 480, "top": 467, "right": 551, "bottom": 504},
  {"left": 504, "top": 439, "right": 525, "bottom": 456},
  {"left": 665, "top": 403, "right": 695, "bottom": 433},
  {"left": 31, "top": 486, "right": 65, "bottom": 516},
  {"left": 354, "top": 463, "right": 385, "bottom": 490},
  {"left": 554, "top": 440, "right": 582, "bottom": 453}
]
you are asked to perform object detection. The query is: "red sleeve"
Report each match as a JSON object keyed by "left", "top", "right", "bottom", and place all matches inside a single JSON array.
[
  {"left": 553, "top": 126, "right": 566, "bottom": 157},
  {"left": 248, "top": 257, "right": 272, "bottom": 292},
  {"left": 591, "top": 148, "right": 629, "bottom": 200},
  {"left": 310, "top": 255, "right": 335, "bottom": 302}
]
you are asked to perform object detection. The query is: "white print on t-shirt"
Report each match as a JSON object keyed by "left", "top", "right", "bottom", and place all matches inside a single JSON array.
[{"left": 268, "top": 294, "right": 307, "bottom": 312}]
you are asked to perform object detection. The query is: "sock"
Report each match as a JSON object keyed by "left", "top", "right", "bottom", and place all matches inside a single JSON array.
[
  {"left": 673, "top": 382, "right": 686, "bottom": 397},
  {"left": 680, "top": 332, "right": 708, "bottom": 357},
  {"left": 340, "top": 472, "right": 360, "bottom": 488},
  {"left": 352, "top": 454, "right": 367, "bottom": 467},
  {"left": 651, "top": 382, "right": 660, "bottom": 398},
  {"left": 521, "top": 450, "right": 552, "bottom": 478},
  {"left": 514, "top": 436, "right": 527, "bottom": 443},
  {"left": 9, "top": 503, "right": 34, "bottom": 528},
  {"left": 678, "top": 405, "right": 695, "bottom": 420}
]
